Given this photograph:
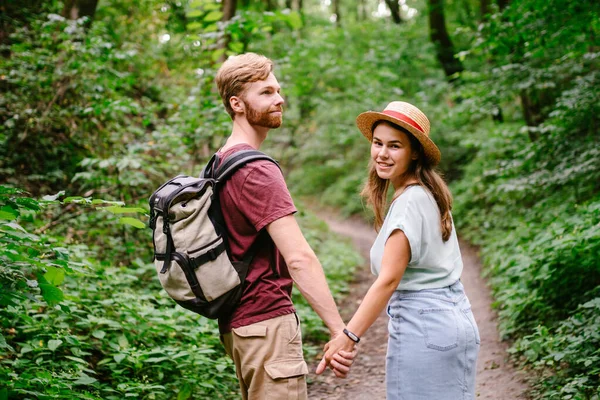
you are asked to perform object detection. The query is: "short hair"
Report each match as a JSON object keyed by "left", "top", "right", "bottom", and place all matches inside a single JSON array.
[{"left": 215, "top": 53, "right": 274, "bottom": 118}]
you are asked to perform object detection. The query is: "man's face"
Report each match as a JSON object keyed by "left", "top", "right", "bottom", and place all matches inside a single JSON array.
[{"left": 239, "top": 73, "right": 284, "bottom": 129}]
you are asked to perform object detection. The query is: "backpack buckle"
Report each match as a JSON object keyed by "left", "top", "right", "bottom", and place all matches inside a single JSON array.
[{"left": 206, "top": 247, "right": 219, "bottom": 261}]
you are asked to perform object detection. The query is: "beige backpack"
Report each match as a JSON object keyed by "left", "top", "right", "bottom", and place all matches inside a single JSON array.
[{"left": 148, "top": 150, "right": 279, "bottom": 318}]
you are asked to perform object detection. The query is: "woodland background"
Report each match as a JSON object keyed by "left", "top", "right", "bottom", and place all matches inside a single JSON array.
[{"left": 0, "top": 0, "right": 598, "bottom": 398}]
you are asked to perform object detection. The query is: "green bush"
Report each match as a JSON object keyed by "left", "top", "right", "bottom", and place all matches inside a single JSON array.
[{"left": 0, "top": 186, "right": 361, "bottom": 399}]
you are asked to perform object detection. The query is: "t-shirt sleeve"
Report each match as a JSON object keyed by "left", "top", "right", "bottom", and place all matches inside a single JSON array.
[
  {"left": 384, "top": 197, "right": 423, "bottom": 264},
  {"left": 239, "top": 161, "right": 297, "bottom": 231}
]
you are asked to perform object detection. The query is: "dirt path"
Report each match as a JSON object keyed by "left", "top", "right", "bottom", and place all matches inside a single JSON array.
[{"left": 307, "top": 212, "right": 530, "bottom": 399}]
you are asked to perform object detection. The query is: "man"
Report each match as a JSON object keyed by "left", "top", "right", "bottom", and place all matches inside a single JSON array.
[{"left": 214, "top": 53, "right": 355, "bottom": 399}]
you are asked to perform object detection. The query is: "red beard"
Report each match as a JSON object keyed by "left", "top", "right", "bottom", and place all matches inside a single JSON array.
[{"left": 244, "top": 101, "right": 283, "bottom": 129}]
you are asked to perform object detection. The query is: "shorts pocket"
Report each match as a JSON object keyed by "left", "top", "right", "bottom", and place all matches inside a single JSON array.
[
  {"left": 264, "top": 359, "right": 308, "bottom": 379},
  {"left": 419, "top": 308, "right": 459, "bottom": 351},
  {"left": 462, "top": 307, "right": 481, "bottom": 344},
  {"left": 387, "top": 305, "right": 405, "bottom": 334},
  {"left": 287, "top": 317, "right": 302, "bottom": 345},
  {"left": 232, "top": 325, "right": 267, "bottom": 338},
  {"left": 264, "top": 359, "right": 308, "bottom": 400}
]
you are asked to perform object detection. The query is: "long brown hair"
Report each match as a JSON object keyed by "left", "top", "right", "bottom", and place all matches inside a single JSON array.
[{"left": 360, "top": 122, "right": 454, "bottom": 241}]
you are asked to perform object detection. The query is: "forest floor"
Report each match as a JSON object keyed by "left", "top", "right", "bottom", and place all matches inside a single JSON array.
[{"left": 306, "top": 210, "right": 531, "bottom": 399}]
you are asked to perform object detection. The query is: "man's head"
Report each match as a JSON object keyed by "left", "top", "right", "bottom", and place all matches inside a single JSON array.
[{"left": 216, "top": 53, "right": 275, "bottom": 119}]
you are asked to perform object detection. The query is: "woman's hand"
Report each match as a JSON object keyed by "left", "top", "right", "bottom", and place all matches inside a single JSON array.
[{"left": 315, "top": 332, "right": 357, "bottom": 378}]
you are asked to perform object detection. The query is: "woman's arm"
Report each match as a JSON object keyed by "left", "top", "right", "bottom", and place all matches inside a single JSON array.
[{"left": 316, "top": 228, "right": 411, "bottom": 373}]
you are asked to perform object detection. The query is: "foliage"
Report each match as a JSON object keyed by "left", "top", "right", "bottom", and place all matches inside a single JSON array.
[
  {"left": 1, "top": 11, "right": 152, "bottom": 193},
  {"left": 0, "top": 186, "right": 360, "bottom": 399},
  {"left": 512, "top": 294, "right": 600, "bottom": 398},
  {"left": 448, "top": 0, "right": 600, "bottom": 396},
  {"left": 0, "top": 186, "right": 70, "bottom": 312},
  {"left": 0, "top": 5, "right": 328, "bottom": 398},
  {"left": 3, "top": 0, "right": 600, "bottom": 398}
]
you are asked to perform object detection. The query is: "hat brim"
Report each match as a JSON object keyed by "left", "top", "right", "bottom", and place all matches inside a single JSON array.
[{"left": 356, "top": 111, "right": 441, "bottom": 166}]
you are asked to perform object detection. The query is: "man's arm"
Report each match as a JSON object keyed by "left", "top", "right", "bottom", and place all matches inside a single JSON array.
[{"left": 266, "top": 214, "right": 345, "bottom": 337}]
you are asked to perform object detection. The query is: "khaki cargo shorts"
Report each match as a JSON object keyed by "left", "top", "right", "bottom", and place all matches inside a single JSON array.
[{"left": 222, "top": 313, "right": 308, "bottom": 400}]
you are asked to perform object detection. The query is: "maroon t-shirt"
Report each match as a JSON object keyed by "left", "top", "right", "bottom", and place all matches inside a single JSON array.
[{"left": 217, "top": 144, "right": 297, "bottom": 333}]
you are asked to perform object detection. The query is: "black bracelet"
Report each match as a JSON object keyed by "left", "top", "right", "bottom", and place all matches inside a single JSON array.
[{"left": 343, "top": 328, "right": 360, "bottom": 343}]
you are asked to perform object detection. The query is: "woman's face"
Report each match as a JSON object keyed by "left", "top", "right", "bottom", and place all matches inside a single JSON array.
[{"left": 370, "top": 122, "right": 418, "bottom": 188}]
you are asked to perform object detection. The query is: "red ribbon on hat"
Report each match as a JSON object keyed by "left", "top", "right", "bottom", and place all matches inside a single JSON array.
[{"left": 382, "top": 110, "right": 425, "bottom": 134}]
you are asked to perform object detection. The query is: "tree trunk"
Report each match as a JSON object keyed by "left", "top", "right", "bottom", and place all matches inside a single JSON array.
[
  {"left": 497, "top": 0, "right": 510, "bottom": 10},
  {"left": 357, "top": 0, "right": 366, "bottom": 21},
  {"left": 219, "top": 0, "right": 237, "bottom": 61},
  {"left": 481, "top": 0, "right": 491, "bottom": 18},
  {"left": 61, "top": 0, "right": 99, "bottom": 26},
  {"left": 520, "top": 88, "right": 555, "bottom": 136},
  {"left": 333, "top": 0, "right": 342, "bottom": 26},
  {"left": 427, "top": 0, "right": 464, "bottom": 82},
  {"left": 385, "top": 0, "right": 403, "bottom": 24},
  {"left": 1, "top": 0, "right": 47, "bottom": 57},
  {"left": 222, "top": 0, "right": 237, "bottom": 21}
]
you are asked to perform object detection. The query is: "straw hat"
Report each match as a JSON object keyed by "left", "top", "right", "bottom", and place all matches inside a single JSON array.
[{"left": 356, "top": 101, "right": 441, "bottom": 166}]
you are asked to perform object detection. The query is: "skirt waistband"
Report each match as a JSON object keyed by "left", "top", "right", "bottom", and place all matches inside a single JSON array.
[{"left": 390, "top": 279, "right": 465, "bottom": 304}]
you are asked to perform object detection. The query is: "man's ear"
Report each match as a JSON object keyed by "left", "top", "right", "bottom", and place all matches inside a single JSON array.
[{"left": 230, "top": 96, "right": 244, "bottom": 114}]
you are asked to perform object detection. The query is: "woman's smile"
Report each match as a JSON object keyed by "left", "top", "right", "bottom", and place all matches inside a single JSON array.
[{"left": 370, "top": 122, "right": 417, "bottom": 188}]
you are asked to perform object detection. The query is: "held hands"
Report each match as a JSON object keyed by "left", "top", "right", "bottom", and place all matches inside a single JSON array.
[{"left": 315, "top": 330, "right": 358, "bottom": 378}]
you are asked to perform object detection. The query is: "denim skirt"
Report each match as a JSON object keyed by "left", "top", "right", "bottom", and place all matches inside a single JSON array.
[{"left": 386, "top": 280, "right": 480, "bottom": 400}]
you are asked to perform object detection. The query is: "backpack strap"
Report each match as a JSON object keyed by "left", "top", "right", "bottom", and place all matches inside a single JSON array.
[
  {"left": 200, "top": 153, "right": 220, "bottom": 179},
  {"left": 214, "top": 149, "right": 280, "bottom": 182},
  {"left": 209, "top": 149, "right": 282, "bottom": 278}
]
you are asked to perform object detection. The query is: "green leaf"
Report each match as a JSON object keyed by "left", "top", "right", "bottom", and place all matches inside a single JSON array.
[
  {"left": 73, "top": 374, "right": 97, "bottom": 385},
  {"left": 39, "top": 283, "right": 64, "bottom": 305},
  {"left": 1, "top": 222, "right": 27, "bottom": 232},
  {"left": 118, "top": 335, "right": 129, "bottom": 348},
  {"left": 97, "top": 358, "right": 112, "bottom": 366},
  {"left": 114, "top": 353, "right": 127, "bottom": 363},
  {"left": 53, "top": 247, "right": 70, "bottom": 260},
  {"left": 119, "top": 217, "right": 146, "bottom": 229},
  {"left": 44, "top": 266, "right": 65, "bottom": 286},
  {"left": 228, "top": 41, "right": 244, "bottom": 54},
  {"left": 204, "top": 11, "right": 222, "bottom": 22},
  {"left": 186, "top": 21, "right": 203, "bottom": 31},
  {"left": 65, "top": 356, "right": 89, "bottom": 365},
  {"left": 91, "top": 199, "right": 124, "bottom": 205},
  {"left": 285, "top": 11, "right": 303, "bottom": 30},
  {"left": 177, "top": 384, "right": 192, "bottom": 400},
  {"left": 212, "top": 48, "right": 225, "bottom": 62},
  {"left": 48, "top": 339, "right": 62, "bottom": 351},
  {"left": 63, "top": 196, "right": 89, "bottom": 204},
  {"left": 42, "top": 191, "right": 65, "bottom": 201},
  {"left": 92, "top": 330, "right": 106, "bottom": 339},
  {"left": 104, "top": 206, "right": 146, "bottom": 214},
  {"left": 215, "top": 363, "right": 227, "bottom": 372},
  {"left": 0, "top": 333, "right": 14, "bottom": 351},
  {"left": 186, "top": 10, "right": 204, "bottom": 18},
  {"left": 20, "top": 345, "right": 32, "bottom": 355},
  {"left": 145, "top": 356, "right": 169, "bottom": 363},
  {"left": 0, "top": 210, "right": 17, "bottom": 221}
]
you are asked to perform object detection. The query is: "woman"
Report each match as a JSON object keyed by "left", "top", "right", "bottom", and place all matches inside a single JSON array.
[{"left": 318, "top": 101, "right": 480, "bottom": 399}]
